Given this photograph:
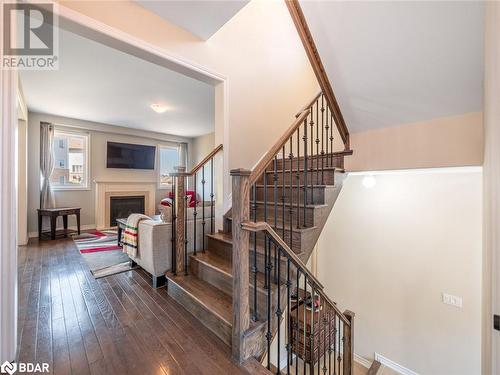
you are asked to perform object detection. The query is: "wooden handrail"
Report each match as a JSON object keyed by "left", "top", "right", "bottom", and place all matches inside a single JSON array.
[
  {"left": 248, "top": 110, "right": 310, "bottom": 185},
  {"left": 286, "top": 0, "right": 350, "bottom": 150},
  {"left": 241, "top": 220, "right": 351, "bottom": 326},
  {"left": 189, "top": 143, "right": 223, "bottom": 175},
  {"left": 295, "top": 91, "right": 321, "bottom": 118}
]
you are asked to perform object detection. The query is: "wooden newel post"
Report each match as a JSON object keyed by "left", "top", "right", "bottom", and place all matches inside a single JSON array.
[
  {"left": 230, "top": 168, "right": 251, "bottom": 363},
  {"left": 172, "top": 166, "right": 187, "bottom": 275},
  {"left": 343, "top": 310, "right": 355, "bottom": 375}
]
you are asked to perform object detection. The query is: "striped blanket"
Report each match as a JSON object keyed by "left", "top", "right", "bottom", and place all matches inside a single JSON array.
[{"left": 122, "top": 214, "right": 150, "bottom": 258}]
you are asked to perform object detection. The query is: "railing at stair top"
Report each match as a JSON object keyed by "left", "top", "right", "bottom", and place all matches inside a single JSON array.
[
  {"left": 169, "top": 144, "right": 223, "bottom": 276},
  {"left": 230, "top": 91, "right": 354, "bottom": 373},
  {"left": 242, "top": 221, "right": 354, "bottom": 375}
]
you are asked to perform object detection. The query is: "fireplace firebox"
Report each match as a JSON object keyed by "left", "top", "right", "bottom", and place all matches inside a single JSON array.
[{"left": 109, "top": 195, "right": 145, "bottom": 227}]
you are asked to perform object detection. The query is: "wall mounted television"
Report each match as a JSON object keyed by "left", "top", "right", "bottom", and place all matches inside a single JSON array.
[{"left": 106, "top": 142, "right": 156, "bottom": 170}]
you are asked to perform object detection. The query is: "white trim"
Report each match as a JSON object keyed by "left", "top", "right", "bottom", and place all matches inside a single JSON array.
[
  {"left": 374, "top": 353, "right": 419, "bottom": 375},
  {"left": 348, "top": 166, "right": 482, "bottom": 176},
  {"left": 0, "top": 50, "right": 18, "bottom": 362},
  {"left": 354, "top": 353, "right": 373, "bottom": 370},
  {"left": 28, "top": 224, "right": 96, "bottom": 239}
]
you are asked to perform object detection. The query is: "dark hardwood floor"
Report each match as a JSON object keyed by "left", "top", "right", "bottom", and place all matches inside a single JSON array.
[{"left": 17, "top": 237, "right": 251, "bottom": 375}]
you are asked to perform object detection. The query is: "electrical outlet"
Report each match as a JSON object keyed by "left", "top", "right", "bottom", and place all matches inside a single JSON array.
[{"left": 442, "top": 293, "right": 463, "bottom": 308}]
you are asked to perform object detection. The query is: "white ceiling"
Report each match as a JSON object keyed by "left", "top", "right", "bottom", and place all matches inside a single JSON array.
[
  {"left": 301, "top": 1, "right": 484, "bottom": 133},
  {"left": 135, "top": 0, "right": 249, "bottom": 40},
  {"left": 20, "top": 26, "right": 214, "bottom": 138}
]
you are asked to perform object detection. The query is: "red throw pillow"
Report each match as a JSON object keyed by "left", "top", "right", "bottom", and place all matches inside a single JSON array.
[{"left": 162, "top": 191, "right": 199, "bottom": 207}]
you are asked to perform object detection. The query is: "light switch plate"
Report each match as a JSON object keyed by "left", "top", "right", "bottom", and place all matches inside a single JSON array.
[{"left": 442, "top": 293, "right": 463, "bottom": 308}]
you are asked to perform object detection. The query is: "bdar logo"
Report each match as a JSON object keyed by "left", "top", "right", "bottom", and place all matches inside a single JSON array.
[{"left": 0, "top": 361, "right": 17, "bottom": 375}]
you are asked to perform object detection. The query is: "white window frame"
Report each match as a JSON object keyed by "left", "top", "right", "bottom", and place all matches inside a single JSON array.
[
  {"left": 157, "top": 144, "right": 181, "bottom": 189},
  {"left": 51, "top": 129, "right": 91, "bottom": 191}
]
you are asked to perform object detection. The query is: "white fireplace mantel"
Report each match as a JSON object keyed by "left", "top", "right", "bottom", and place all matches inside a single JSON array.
[{"left": 94, "top": 181, "right": 156, "bottom": 229}]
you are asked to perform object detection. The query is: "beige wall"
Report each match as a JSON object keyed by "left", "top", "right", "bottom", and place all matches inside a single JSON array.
[
  {"left": 58, "top": 0, "right": 319, "bottom": 176},
  {"left": 346, "top": 112, "right": 483, "bottom": 171},
  {"left": 191, "top": 132, "right": 215, "bottom": 166},
  {"left": 317, "top": 169, "right": 482, "bottom": 374},
  {"left": 27, "top": 112, "right": 194, "bottom": 235},
  {"left": 483, "top": 2, "right": 500, "bottom": 373}
]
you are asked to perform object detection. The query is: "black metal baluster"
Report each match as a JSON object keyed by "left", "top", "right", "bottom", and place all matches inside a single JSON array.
[
  {"left": 322, "top": 297, "right": 327, "bottom": 375},
  {"left": 193, "top": 174, "right": 197, "bottom": 255},
  {"left": 171, "top": 178, "right": 176, "bottom": 275},
  {"left": 316, "top": 96, "right": 320, "bottom": 186},
  {"left": 303, "top": 275, "right": 308, "bottom": 375},
  {"left": 273, "top": 156, "right": 278, "bottom": 284},
  {"left": 328, "top": 307, "right": 332, "bottom": 375},
  {"left": 321, "top": 94, "right": 325, "bottom": 185},
  {"left": 288, "top": 137, "right": 293, "bottom": 251},
  {"left": 296, "top": 127, "right": 300, "bottom": 229},
  {"left": 252, "top": 183, "right": 258, "bottom": 322},
  {"left": 286, "top": 257, "right": 291, "bottom": 375},
  {"left": 337, "top": 316, "right": 341, "bottom": 374},
  {"left": 263, "top": 170, "right": 270, "bottom": 287},
  {"left": 330, "top": 115, "right": 334, "bottom": 168},
  {"left": 266, "top": 235, "right": 272, "bottom": 370},
  {"left": 202, "top": 166, "right": 206, "bottom": 252},
  {"left": 282, "top": 145, "right": 286, "bottom": 242},
  {"left": 333, "top": 312, "right": 337, "bottom": 375},
  {"left": 310, "top": 287, "right": 315, "bottom": 375},
  {"left": 325, "top": 105, "right": 329, "bottom": 168},
  {"left": 210, "top": 158, "right": 214, "bottom": 234},
  {"left": 303, "top": 118, "right": 308, "bottom": 226},
  {"left": 184, "top": 188, "right": 188, "bottom": 275},
  {"left": 310, "top": 103, "right": 315, "bottom": 199},
  {"left": 295, "top": 269, "right": 300, "bottom": 375},
  {"left": 276, "top": 246, "right": 282, "bottom": 375}
]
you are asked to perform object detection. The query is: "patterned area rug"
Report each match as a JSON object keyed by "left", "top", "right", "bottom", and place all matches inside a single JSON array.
[{"left": 72, "top": 231, "right": 136, "bottom": 278}]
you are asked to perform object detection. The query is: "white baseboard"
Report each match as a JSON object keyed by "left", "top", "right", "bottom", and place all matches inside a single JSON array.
[
  {"left": 374, "top": 353, "right": 419, "bottom": 375},
  {"left": 28, "top": 224, "right": 96, "bottom": 239},
  {"left": 354, "top": 353, "right": 373, "bottom": 369}
]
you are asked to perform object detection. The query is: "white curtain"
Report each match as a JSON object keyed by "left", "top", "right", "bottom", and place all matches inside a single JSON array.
[{"left": 40, "top": 122, "right": 55, "bottom": 209}]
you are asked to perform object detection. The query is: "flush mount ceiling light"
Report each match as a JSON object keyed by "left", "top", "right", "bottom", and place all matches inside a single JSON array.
[
  {"left": 362, "top": 175, "right": 376, "bottom": 189},
  {"left": 150, "top": 103, "right": 169, "bottom": 113}
]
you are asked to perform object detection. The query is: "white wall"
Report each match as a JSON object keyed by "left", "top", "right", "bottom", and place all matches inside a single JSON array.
[
  {"left": 483, "top": 2, "right": 500, "bottom": 372},
  {"left": 317, "top": 169, "right": 482, "bottom": 375},
  {"left": 27, "top": 112, "right": 198, "bottom": 234}
]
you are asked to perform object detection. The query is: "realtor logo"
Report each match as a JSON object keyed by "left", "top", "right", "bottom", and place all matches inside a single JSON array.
[
  {"left": 1, "top": 2, "right": 58, "bottom": 69},
  {"left": 0, "top": 361, "right": 17, "bottom": 375}
]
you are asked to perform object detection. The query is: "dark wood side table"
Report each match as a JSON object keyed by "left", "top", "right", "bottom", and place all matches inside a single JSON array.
[{"left": 37, "top": 207, "right": 81, "bottom": 240}]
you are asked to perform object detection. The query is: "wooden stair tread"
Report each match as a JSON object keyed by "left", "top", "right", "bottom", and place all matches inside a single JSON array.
[
  {"left": 251, "top": 200, "right": 328, "bottom": 209},
  {"left": 190, "top": 251, "right": 281, "bottom": 293},
  {"left": 264, "top": 166, "right": 344, "bottom": 174},
  {"left": 207, "top": 231, "right": 305, "bottom": 259},
  {"left": 166, "top": 271, "right": 232, "bottom": 325},
  {"left": 224, "top": 216, "right": 318, "bottom": 234}
]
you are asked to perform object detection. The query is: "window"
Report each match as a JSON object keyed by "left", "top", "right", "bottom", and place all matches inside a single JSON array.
[
  {"left": 50, "top": 130, "right": 89, "bottom": 189},
  {"left": 158, "top": 146, "right": 180, "bottom": 187}
]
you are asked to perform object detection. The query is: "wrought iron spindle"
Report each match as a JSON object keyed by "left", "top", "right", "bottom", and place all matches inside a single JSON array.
[
  {"left": 282, "top": 145, "right": 286, "bottom": 243},
  {"left": 276, "top": 245, "right": 282, "bottom": 375},
  {"left": 328, "top": 308, "right": 332, "bottom": 375},
  {"left": 303, "top": 274, "right": 308, "bottom": 375},
  {"left": 337, "top": 315, "right": 341, "bottom": 373},
  {"left": 286, "top": 256, "right": 291, "bottom": 375},
  {"left": 303, "top": 118, "right": 308, "bottom": 226},
  {"left": 296, "top": 127, "right": 301, "bottom": 229},
  {"left": 310, "top": 102, "right": 315, "bottom": 198},
  {"left": 201, "top": 166, "right": 206, "bottom": 251},
  {"left": 325, "top": 105, "right": 329, "bottom": 168},
  {"left": 184, "top": 190, "right": 188, "bottom": 275},
  {"left": 210, "top": 158, "right": 214, "bottom": 234},
  {"left": 288, "top": 136, "right": 293, "bottom": 250},
  {"left": 171, "top": 178, "right": 176, "bottom": 275},
  {"left": 193, "top": 174, "right": 197, "bottom": 255},
  {"left": 295, "top": 269, "right": 300, "bottom": 375},
  {"left": 252, "top": 183, "right": 258, "bottom": 321},
  {"left": 310, "top": 286, "right": 315, "bottom": 375},
  {"left": 330, "top": 115, "right": 334, "bottom": 168},
  {"left": 266, "top": 234, "right": 272, "bottom": 370},
  {"left": 316, "top": 97, "right": 320, "bottom": 186},
  {"left": 321, "top": 295, "right": 326, "bottom": 375},
  {"left": 273, "top": 156, "right": 279, "bottom": 284},
  {"left": 321, "top": 95, "right": 325, "bottom": 185}
]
